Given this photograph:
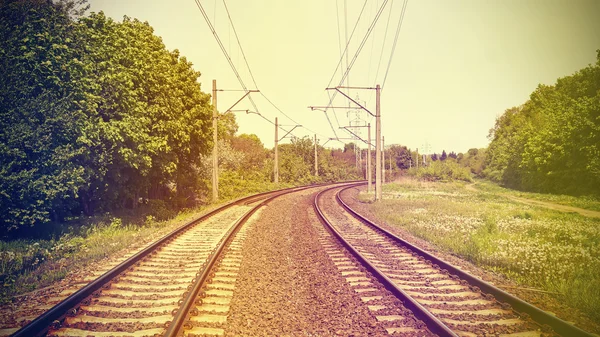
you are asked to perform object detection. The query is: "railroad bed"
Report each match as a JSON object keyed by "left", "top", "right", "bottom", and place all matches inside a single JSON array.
[
  {"left": 9, "top": 184, "right": 325, "bottom": 337},
  {"left": 314, "top": 184, "right": 595, "bottom": 337},
  {"left": 7, "top": 182, "right": 596, "bottom": 336}
]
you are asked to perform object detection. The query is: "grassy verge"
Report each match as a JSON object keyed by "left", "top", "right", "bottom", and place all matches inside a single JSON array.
[
  {"left": 0, "top": 208, "right": 214, "bottom": 304},
  {"left": 362, "top": 178, "right": 600, "bottom": 322},
  {"left": 473, "top": 180, "right": 600, "bottom": 212},
  {"left": 0, "top": 179, "right": 297, "bottom": 304}
]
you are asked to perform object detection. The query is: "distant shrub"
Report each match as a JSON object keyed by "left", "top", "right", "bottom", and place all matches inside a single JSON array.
[
  {"left": 145, "top": 200, "right": 176, "bottom": 221},
  {"left": 412, "top": 159, "right": 472, "bottom": 182}
]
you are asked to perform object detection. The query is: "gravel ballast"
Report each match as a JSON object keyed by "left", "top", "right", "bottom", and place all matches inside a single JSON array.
[{"left": 226, "top": 188, "right": 397, "bottom": 336}]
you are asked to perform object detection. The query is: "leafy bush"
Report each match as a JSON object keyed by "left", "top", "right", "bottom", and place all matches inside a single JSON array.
[
  {"left": 411, "top": 159, "right": 472, "bottom": 182},
  {"left": 144, "top": 200, "right": 176, "bottom": 221},
  {"left": 485, "top": 50, "right": 600, "bottom": 196}
]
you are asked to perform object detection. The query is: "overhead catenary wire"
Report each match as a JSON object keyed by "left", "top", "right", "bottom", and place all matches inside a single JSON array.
[
  {"left": 221, "top": 0, "right": 329, "bottom": 140},
  {"left": 261, "top": 92, "right": 329, "bottom": 139},
  {"left": 196, "top": 0, "right": 305, "bottom": 139},
  {"left": 382, "top": 0, "right": 409, "bottom": 89},
  {"left": 335, "top": 0, "right": 343, "bottom": 76},
  {"left": 321, "top": 0, "right": 369, "bottom": 138},
  {"left": 373, "top": 0, "right": 395, "bottom": 85},
  {"left": 222, "top": 0, "right": 259, "bottom": 90},
  {"left": 193, "top": 0, "right": 259, "bottom": 113},
  {"left": 364, "top": 0, "right": 394, "bottom": 116},
  {"left": 344, "top": 0, "right": 350, "bottom": 97},
  {"left": 220, "top": 0, "right": 265, "bottom": 119},
  {"left": 325, "top": 0, "right": 369, "bottom": 90},
  {"left": 366, "top": 0, "right": 380, "bottom": 84},
  {"left": 337, "top": 0, "right": 389, "bottom": 90},
  {"left": 326, "top": 0, "right": 390, "bottom": 141}
]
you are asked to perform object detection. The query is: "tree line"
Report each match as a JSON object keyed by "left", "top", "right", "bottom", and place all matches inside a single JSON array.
[
  {"left": 485, "top": 50, "right": 600, "bottom": 196},
  {"left": 383, "top": 50, "right": 599, "bottom": 196},
  {"left": 0, "top": 0, "right": 361, "bottom": 234}
]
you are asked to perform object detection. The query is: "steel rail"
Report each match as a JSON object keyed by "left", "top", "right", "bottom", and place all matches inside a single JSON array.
[
  {"left": 335, "top": 185, "right": 595, "bottom": 337},
  {"left": 12, "top": 182, "right": 353, "bottom": 337},
  {"left": 313, "top": 184, "right": 458, "bottom": 337},
  {"left": 164, "top": 185, "right": 319, "bottom": 336}
]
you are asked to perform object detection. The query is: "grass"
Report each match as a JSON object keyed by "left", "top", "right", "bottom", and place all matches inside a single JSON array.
[
  {"left": 473, "top": 180, "right": 600, "bottom": 212},
  {"left": 363, "top": 178, "right": 600, "bottom": 323},
  {"left": 0, "top": 178, "right": 298, "bottom": 304},
  {"left": 0, "top": 209, "right": 216, "bottom": 304},
  {"left": 0, "top": 167, "right": 352, "bottom": 305}
]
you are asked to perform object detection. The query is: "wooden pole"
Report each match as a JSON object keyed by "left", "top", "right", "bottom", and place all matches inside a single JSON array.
[
  {"left": 390, "top": 145, "right": 393, "bottom": 178},
  {"left": 314, "top": 134, "right": 318, "bottom": 176},
  {"left": 416, "top": 148, "right": 419, "bottom": 170},
  {"left": 367, "top": 123, "right": 372, "bottom": 193},
  {"left": 212, "top": 79, "right": 218, "bottom": 202},
  {"left": 274, "top": 117, "right": 279, "bottom": 183},
  {"left": 375, "top": 84, "right": 382, "bottom": 201},
  {"left": 382, "top": 136, "right": 385, "bottom": 184}
]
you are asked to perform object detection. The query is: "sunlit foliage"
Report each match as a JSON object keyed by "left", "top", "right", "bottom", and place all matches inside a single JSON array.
[
  {"left": 0, "top": 2, "right": 212, "bottom": 232},
  {"left": 485, "top": 51, "right": 600, "bottom": 196}
]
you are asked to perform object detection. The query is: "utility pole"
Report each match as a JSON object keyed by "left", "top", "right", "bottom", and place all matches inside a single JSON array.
[
  {"left": 389, "top": 147, "right": 393, "bottom": 179},
  {"left": 355, "top": 143, "right": 359, "bottom": 169},
  {"left": 208, "top": 82, "right": 259, "bottom": 201},
  {"left": 364, "top": 149, "right": 367, "bottom": 179},
  {"left": 315, "top": 84, "right": 382, "bottom": 200},
  {"left": 212, "top": 79, "right": 218, "bottom": 202},
  {"left": 375, "top": 84, "right": 382, "bottom": 201},
  {"left": 416, "top": 148, "right": 419, "bottom": 170},
  {"left": 274, "top": 117, "right": 279, "bottom": 183},
  {"left": 314, "top": 134, "right": 318, "bottom": 176},
  {"left": 367, "top": 123, "right": 372, "bottom": 193},
  {"left": 382, "top": 136, "right": 385, "bottom": 185}
]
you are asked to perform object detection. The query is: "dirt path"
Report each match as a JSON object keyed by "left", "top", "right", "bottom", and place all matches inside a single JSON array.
[{"left": 466, "top": 183, "right": 600, "bottom": 218}]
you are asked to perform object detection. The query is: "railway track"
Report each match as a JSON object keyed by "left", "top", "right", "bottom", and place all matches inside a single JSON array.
[
  {"left": 12, "top": 181, "right": 594, "bottom": 336},
  {"left": 12, "top": 183, "right": 351, "bottom": 337},
  {"left": 314, "top": 184, "right": 595, "bottom": 337},
  {"left": 309, "top": 205, "right": 437, "bottom": 336}
]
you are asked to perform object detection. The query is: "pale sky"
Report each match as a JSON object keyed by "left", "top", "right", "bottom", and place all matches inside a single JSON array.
[{"left": 87, "top": 0, "right": 600, "bottom": 154}]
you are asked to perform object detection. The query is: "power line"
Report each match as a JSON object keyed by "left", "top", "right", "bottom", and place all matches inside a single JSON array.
[
  {"left": 222, "top": 0, "right": 259, "bottom": 89},
  {"left": 374, "top": 0, "right": 395, "bottom": 84},
  {"left": 325, "top": 0, "right": 369, "bottom": 89},
  {"left": 364, "top": 0, "right": 394, "bottom": 112},
  {"left": 382, "top": 0, "right": 409, "bottom": 89},
  {"left": 335, "top": 0, "right": 343, "bottom": 79},
  {"left": 194, "top": 0, "right": 246, "bottom": 90},
  {"left": 338, "top": 0, "right": 389, "bottom": 89},
  {"left": 261, "top": 92, "right": 329, "bottom": 139},
  {"left": 220, "top": 0, "right": 260, "bottom": 112},
  {"left": 221, "top": 0, "right": 331, "bottom": 140},
  {"left": 324, "top": 0, "right": 390, "bottom": 139},
  {"left": 321, "top": 0, "right": 370, "bottom": 138},
  {"left": 196, "top": 0, "right": 309, "bottom": 140},
  {"left": 366, "top": 0, "right": 379, "bottom": 84},
  {"left": 193, "top": 0, "right": 259, "bottom": 113},
  {"left": 344, "top": 0, "right": 350, "bottom": 93}
]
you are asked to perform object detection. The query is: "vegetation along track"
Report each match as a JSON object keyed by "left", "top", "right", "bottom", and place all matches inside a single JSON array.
[
  {"left": 314, "top": 185, "right": 596, "bottom": 337},
  {"left": 12, "top": 183, "right": 349, "bottom": 337}
]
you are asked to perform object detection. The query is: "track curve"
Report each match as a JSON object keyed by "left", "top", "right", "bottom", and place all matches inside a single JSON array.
[
  {"left": 12, "top": 183, "right": 354, "bottom": 337},
  {"left": 314, "top": 184, "right": 595, "bottom": 337}
]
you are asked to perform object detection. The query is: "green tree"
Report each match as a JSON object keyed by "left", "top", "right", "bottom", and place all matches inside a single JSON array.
[
  {"left": 0, "top": 0, "right": 91, "bottom": 231},
  {"left": 0, "top": 5, "right": 214, "bottom": 231},
  {"left": 388, "top": 145, "right": 412, "bottom": 169},
  {"left": 231, "top": 134, "right": 267, "bottom": 172},
  {"left": 485, "top": 50, "right": 600, "bottom": 195},
  {"left": 458, "top": 148, "right": 486, "bottom": 176},
  {"left": 74, "top": 13, "right": 213, "bottom": 210}
]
